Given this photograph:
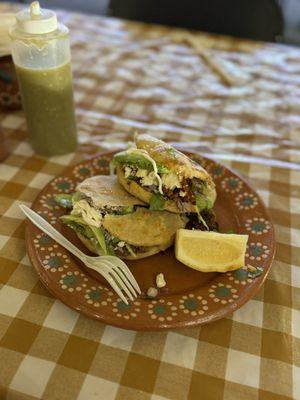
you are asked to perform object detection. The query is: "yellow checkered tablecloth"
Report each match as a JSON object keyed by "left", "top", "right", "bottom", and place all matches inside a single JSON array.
[{"left": 0, "top": 2, "right": 299, "bottom": 399}]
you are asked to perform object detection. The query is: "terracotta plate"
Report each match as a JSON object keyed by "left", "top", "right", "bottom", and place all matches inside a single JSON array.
[{"left": 26, "top": 151, "right": 275, "bottom": 330}]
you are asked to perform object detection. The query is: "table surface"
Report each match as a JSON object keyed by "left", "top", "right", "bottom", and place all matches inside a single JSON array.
[{"left": 0, "top": 3, "right": 299, "bottom": 400}]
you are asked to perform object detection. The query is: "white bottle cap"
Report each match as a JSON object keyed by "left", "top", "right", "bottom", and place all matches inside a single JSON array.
[{"left": 15, "top": 1, "right": 58, "bottom": 34}]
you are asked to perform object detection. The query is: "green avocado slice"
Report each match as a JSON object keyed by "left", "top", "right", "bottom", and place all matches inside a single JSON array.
[
  {"left": 60, "top": 215, "right": 111, "bottom": 255},
  {"left": 114, "top": 153, "right": 169, "bottom": 174},
  {"left": 195, "top": 193, "right": 213, "bottom": 211},
  {"left": 149, "top": 193, "right": 165, "bottom": 211}
]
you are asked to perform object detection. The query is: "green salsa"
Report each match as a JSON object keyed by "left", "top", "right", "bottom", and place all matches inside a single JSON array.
[{"left": 16, "top": 61, "right": 77, "bottom": 156}]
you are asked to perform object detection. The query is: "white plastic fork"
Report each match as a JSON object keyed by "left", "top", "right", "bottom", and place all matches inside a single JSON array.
[{"left": 20, "top": 205, "right": 141, "bottom": 305}]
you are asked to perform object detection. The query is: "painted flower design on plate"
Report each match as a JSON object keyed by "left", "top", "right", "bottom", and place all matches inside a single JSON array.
[
  {"left": 208, "top": 283, "right": 239, "bottom": 304},
  {"left": 235, "top": 192, "right": 258, "bottom": 210},
  {"left": 245, "top": 217, "right": 271, "bottom": 235},
  {"left": 246, "top": 242, "right": 270, "bottom": 261},
  {"left": 178, "top": 294, "right": 208, "bottom": 316},
  {"left": 147, "top": 299, "right": 178, "bottom": 322},
  {"left": 43, "top": 252, "right": 70, "bottom": 273},
  {"left": 112, "top": 299, "right": 141, "bottom": 319},
  {"left": 221, "top": 177, "right": 243, "bottom": 193}
]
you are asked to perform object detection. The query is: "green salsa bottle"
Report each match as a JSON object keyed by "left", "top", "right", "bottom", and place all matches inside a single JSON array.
[{"left": 10, "top": 1, "right": 77, "bottom": 156}]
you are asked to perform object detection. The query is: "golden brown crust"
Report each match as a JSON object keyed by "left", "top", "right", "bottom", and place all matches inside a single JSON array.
[
  {"left": 116, "top": 166, "right": 198, "bottom": 213},
  {"left": 135, "top": 134, "right": 214, "bottom": 184},
  {"left": 102, "top": 207, "right": 186, "bottom": 247},
  {"left": 77, "top": 233, "right": 172, "bottom": 260}
]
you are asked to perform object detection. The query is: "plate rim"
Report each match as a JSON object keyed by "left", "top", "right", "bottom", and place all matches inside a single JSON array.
[{"left": 25, "top": 149, "right": 276, "bottom": 331}]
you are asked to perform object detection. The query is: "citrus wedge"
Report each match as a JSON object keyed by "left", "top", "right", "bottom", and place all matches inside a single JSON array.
[{"left": 175, "top": 229, "right": 248, "bottom": 272}]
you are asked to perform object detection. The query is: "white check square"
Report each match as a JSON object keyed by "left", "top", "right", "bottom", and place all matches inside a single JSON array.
[
  {"left": 49, "top": 153, "right": 76, "bottom": 166},
  {"left": 0, "top": 285, "right": 28, "bottom": 317},
  {"left": 290, "top": 197, "right": 300, "bottom": 215},
  {"left": 101, "top": 325, "right": 135, "bottom": 351},
  {"left": 4, "top": 200, "right": 31, "bottom": 220},
  {"left": 124, "top": 102, "right": 144, "bottom": 115},
  {"left": 292, "top": 309, "right": 300, "bottom": 339},
  {"left": 257, "top": 189, "right": 269, "bottom": 207},
  {"left": 103, "top": 81, "right": 124, "bottom": 94},
  {"left": 29, "top": 173, "right": 54, "bottom": 189},
  {"left": 74, "top": 92, "right": 86, "bottom": 102},
  {"left": 10, "top": 355, "right": 55, "bottom": 398},
  {"left": 95, "top": 96, "right": 115, "bottom": 110},
  {"left": 221, "top": 118, "right": 240, "bottom": 130},
  {"left": 291, "top": 228, "right": 300, "bottom": 248},
  {"left": 0, "top": 165, "right": 19, "bottom": 181},
  {"left": 0, "top": 234, "right": 9, "bottom": 250},
  {"left": 232, "top": 299, "right": 263, "bottom": 328},
  {"left": 162, "top": 332, "right": 198, "bottom": 369},
  {"left": 78, "top": 375, "right": 118, "bottom": 400},
  {"left": 291, "top": 265, "right": 300, "bottom": 288},
  {"left": 43, "top": 300, "right": 79, "bottom": 333},
  {"left": 293, "top": 365, "right": 300, "bottom": 400},
  {"left": 226, "top": 349, "right": 260, "bottom": 387},
  {"left": 13, "top": 142, "right": 34, "bottom": 157},
  {"left": 249, "top": 163, "right": 271, "bottom": 181}
]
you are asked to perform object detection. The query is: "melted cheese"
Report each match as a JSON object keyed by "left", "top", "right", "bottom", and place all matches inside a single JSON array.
[
  {"left": 136, "top": 169, "right": 148, "bottom": 178},
  {"left": 141, "top": 171, "right": 157, "bottom": 186},
  {"left": 123, "top": 148, "right": 164, "bottom": 195},
  {"left": 124, "top": 166, "right": 133, "bottom": 178},
  {"left": 161, "top": 172, "right": 181, "bottom": 190}
]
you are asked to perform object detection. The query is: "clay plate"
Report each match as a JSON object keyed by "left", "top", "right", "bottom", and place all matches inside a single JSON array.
[{"left": 26, "top": 151, "right": 275, "bottom": 331}]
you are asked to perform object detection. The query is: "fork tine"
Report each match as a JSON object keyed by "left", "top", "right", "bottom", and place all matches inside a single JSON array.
[
  {"left": 115, "top": 267, "right": 138, "bottom": 297},
  {"left": 117, "top": 264, "right": 141, "bottom": 294},
  {"left": 102, "top": 259, "right": 137, "bottom": 299},
  {"left": 104, "top": 271, "right": 129, "bottom": 304},
  {"left": 102, "top": 256, "right": 141, "bottom": 294},
  {"left": 107, "top": 268, "right": 135, "bottom": 301},
  {"left": 87, "top": 261, "right": 129, "bottom": 304}
]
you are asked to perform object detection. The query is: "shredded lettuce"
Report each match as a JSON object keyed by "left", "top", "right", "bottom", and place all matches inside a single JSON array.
[
  {"left": 114, "top": 205, "right": 134, "bottom": 215},
  {"left": 58, "top": 195, "right": 139, "bottom": 257},
  {"left": 60, "top": 214, "right": 138, "bottom": 257},
  {"left": 60, "top": 214, "right": 87, "bottom": 226},
  {"left": 72, "top": 192, "right": 84, "bottom": 205},
  {"left": 125, "top": 243, "right": 136, "bottom": 258},
  {"left": 60, "top": 215, "right": 95, "bottom": 239},
  {"left": 194, "top": 210, "right": 209, "bottom": 230},
  {"left": 106, "top": 243, "right": 116, "bottom": 256}
]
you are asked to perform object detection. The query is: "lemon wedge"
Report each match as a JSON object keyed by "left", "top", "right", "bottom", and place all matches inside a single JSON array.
[{"left": 175, "top": 229, "right": 248, "bottom": 272}]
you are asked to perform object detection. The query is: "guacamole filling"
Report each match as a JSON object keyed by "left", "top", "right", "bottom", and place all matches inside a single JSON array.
[
  {"left": 112, "top": 151, "right": 213, "bottom": 213},
  {"left": 55, "top": 193, "right": 148, "bottom": 258}
]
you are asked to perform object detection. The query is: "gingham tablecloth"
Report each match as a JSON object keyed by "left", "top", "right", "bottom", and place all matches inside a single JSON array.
[{"left": 0, "top": 3, "right": 299, "bottom": 399}]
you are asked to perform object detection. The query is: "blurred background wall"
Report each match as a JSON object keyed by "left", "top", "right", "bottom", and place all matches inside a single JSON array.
[{"left": 2, "top": 0, "right": 300, "bottom": 45}]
